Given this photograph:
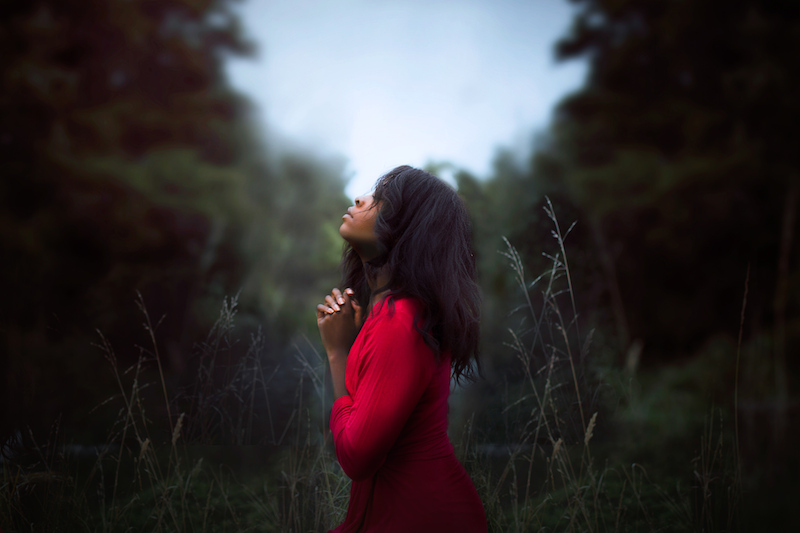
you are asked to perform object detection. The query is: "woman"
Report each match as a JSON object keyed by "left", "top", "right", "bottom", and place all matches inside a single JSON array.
[{"left": 316, "top": 165, "right": 487, "bottom": 532}]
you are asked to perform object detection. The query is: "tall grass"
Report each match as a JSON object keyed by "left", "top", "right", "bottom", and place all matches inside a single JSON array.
[
  {"left": 0, "top": 199, "right": 741, "bottom": 532},
  {"left": 453, "top": 198, "right": 741, "bottom": 532},
  {"left": 0, "top": 289, "right": 350, "bottom": 531}
]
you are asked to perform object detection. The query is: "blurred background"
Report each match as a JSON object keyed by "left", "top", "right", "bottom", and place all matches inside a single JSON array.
[{"left": 1, "top": 0, "right": 798, "bottom": 529}]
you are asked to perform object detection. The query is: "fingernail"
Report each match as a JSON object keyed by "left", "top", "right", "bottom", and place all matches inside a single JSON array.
[
  {"left": 338, "top": 297, "right": 345, "bottom": 304},
  {"left": 333, "top": 305, "right": 340, "bottom": 311},
  {"left": 345, "top": 288, "right": 354, "bottom": 294}
]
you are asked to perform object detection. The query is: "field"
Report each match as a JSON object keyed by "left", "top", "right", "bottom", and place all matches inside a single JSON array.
[{"left": 2, "top": 207, "right": 775, "bottom": 533}]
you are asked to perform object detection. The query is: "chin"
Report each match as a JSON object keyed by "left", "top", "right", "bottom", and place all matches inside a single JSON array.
[{"left": 339, "top": 225, "right": 353, "bottom": 242}]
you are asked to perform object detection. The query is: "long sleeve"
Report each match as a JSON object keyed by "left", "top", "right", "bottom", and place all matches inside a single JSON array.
[
  {"left": 328, "top": 297, "right": 487, "bottom": 533},
  {"left": 330, "top": 302, "right": 435, "bottom": 481}
]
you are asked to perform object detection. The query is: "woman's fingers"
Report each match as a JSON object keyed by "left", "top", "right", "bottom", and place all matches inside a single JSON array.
[
  {"left": 317, "top": 288, "right": 356, "bottom": 326},
  {"left": 344, "top": 288, "right": 364, "bottom": 326},
  {"left": 317, "top": 288, "right": 361, "bottom": 356},
  {"left": 325, "top": 294, "right": 340, "bottom": 312},
  {"left": 316, "top": 303, "right": 333, "bottom": 320},
  {"left": 344, "top": 288, "right": 361, "bottom": 310},
  {"left": 331, "top": 287, "right": 345, "bottom": 306},
  {"left": 344, "top": 288, "right": 357, "bottom": 303}
]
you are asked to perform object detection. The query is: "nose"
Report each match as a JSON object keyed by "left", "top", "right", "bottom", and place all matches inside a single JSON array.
[{"left": 354, "top": 193, "right": 373, "bottom": 209}]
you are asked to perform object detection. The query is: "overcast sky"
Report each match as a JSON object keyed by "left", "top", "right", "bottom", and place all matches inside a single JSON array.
[{"left": 226, "top": 0, "right": 587, "bottom": 198}]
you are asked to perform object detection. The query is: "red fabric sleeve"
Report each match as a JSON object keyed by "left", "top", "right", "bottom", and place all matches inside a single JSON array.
[{"left": 330, "top": 304, "right": 434, "bottom": 481}]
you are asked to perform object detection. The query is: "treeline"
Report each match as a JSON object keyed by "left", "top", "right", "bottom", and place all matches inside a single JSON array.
[
  {"left": 2, "top": 0, "right": 797, "bottom": 459},
  {"left": 451, "top": 2, "right": 799, "bottom": 485},
  {"left": 463, "top": 0, "right": 798, "bottom": 393},
  {"left": 1, "top": 0, "right": 350, "bottom": 447}
]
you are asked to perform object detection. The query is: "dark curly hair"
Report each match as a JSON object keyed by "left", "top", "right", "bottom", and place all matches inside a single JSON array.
[{"left": 341, "top": 165, "right": 481, "bottom": 384}]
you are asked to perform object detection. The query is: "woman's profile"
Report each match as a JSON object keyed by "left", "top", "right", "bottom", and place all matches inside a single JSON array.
[{"left": 316, "top": 165, "right": 487, "bottom": 532}]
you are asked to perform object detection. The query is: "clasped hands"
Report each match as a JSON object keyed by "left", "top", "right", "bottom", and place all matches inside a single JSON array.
[{"left": 316, "top": 287, "right": 364, "bottom": 360}]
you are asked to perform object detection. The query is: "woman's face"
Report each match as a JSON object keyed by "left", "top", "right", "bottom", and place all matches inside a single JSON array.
[{"left": 340, "top": 193, "right": 380, "bottom": 259}]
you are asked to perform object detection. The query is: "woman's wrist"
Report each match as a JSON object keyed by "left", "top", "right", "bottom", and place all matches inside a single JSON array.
[
  {"left": 328, "top": 355, "right": 349, "bottom": 400},
  {"left": 327, "top": 348, "right": 350, "bottom": 362}
]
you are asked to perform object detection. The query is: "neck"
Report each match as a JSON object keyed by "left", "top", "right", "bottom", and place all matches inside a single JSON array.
[
  {"left": 352, "top": 243, "right": 391, "bottom": 307},
  {"left": 363, "top": 260, "right": 391, "bottom": 308}
]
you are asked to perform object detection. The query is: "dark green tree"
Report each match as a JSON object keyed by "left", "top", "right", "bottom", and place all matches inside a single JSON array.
[
  {"left": 548, "top": 0, "right": 799, "bottom": 365},
  {"left": 458, "top": 2, "right": 800, "bottom": 478},
  {"left": 0, "top": 0, "right": 349, "bottom": 446},
  {"left": 542, "top": 3, "right": 800, "bottom": 507}
]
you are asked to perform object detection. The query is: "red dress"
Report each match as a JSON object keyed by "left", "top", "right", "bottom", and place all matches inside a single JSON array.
[{"left": 329, "top": 297, "right": 487, "bottom": 532}]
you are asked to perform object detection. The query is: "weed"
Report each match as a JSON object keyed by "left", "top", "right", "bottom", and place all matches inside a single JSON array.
[{"left": 0, "top": 199, "right": 743, "bottom": 532}]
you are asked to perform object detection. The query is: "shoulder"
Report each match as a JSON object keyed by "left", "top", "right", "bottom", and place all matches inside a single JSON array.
[
  {"left": 358, "top": 296, "right": 436, "bottom": 371},
  {"left": 371, "top": 295, "right": 419, "bottom": 326},
  {"left": 360, "top": 296, "right": 425, "bottom": 344}
]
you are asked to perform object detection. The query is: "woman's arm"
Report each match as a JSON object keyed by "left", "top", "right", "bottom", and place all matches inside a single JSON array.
[
  {"left": 327, "top": 351, "right": 349, "bottom": 401},
  {"left": 317, "top": 288, "right": 363, "bottom": 400},
  {"left": 329, "top": 304, "right": 435, "bottom": 481}
]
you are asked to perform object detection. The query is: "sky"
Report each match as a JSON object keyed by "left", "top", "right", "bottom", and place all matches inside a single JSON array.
[{"left": 226, "top": 0, "right": 587, "bottom": 198}]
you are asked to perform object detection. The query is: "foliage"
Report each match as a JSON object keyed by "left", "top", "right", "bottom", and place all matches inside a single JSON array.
[
  {"left": 0, "top": 204, "right": 747, "bottom": 532},
  {"left": 456, "top": 6, "right": 800, "bottom": 491},
  {"left": 548, "top": 0, "right": 800, "bottom": 356},
  {"left": 1, "top": 293, "right": 349, "bottom": 532},
  {"left": 457, "top": 0, "right": 799, "bottom": 374},
  {"left": 0, "top": 0, "right": 351, "bottom": 448}
]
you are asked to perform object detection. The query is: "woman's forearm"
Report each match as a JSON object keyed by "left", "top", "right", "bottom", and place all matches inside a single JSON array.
[{"left": 328, "top": 351, "right": 349, "bottom": 400}]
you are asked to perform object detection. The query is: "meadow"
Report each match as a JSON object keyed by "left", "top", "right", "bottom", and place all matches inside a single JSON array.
[
  {"left": 4, "top": 1, "right": 797, "bottom": 530},
  {"left": 1, "top": 205, "right": 747, "bottom": 532}
]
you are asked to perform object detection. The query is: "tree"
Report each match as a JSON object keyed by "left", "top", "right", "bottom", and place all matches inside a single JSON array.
[
  {"left": 545, "top": 0, "right": 799, "bottom": 361},
  {"left": 0, "top": 0, "right": 350, "bottom": 446}
]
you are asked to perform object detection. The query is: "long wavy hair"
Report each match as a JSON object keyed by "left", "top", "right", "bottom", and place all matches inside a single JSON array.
[{"left": 341, "top": 165, "right": 481, "bottom": 384}]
